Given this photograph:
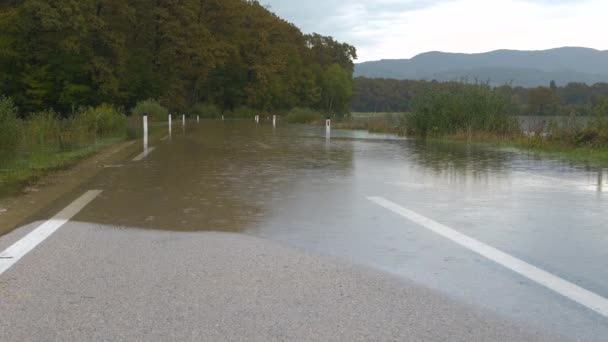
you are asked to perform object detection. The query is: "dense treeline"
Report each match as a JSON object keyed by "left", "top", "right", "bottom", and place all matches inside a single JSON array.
[
  {"left": 0, "top": 0, "right": 356, "bottom": 117},
  {"left": 353, "top": 77, "right": 608, "bottom": 116}
]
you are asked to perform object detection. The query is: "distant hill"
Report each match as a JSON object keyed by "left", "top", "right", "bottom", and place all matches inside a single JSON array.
[{"left": 354, "top": 47, "right": 608, "bottom": 87}]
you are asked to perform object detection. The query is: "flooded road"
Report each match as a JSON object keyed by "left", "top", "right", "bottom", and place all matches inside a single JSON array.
[{"left": 1, "top": 120, "right": 607, "bottom": 341}]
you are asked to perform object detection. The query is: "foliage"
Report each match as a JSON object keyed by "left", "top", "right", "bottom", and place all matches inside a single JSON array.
[
  {"left": 0, "top": 1, "right": 357, "bottom": 116},
  {"left": 190, "top": 103, "right": 220, "bottom": 119},
  {"left": 77, "top": 104, "right": 127, "bottom": 137},
  {"left": 0, "top": 95, "right": 19, "bottom": 156},
  {"left": 131, "top": 99, "right": 169, "bottom": 122},
  {"left": 322, "top": 64, "right": 353, "bottom": 116},
  {"left": 20, "top": 110, "right": 62, "bottom": 149},
  {"left": 407, "top": 82, "right": 519, "bottom": 137},
  {"left": 1, "top": 95, "right": 128, "bottom": 195},
  {"left": 353, "top": 78, "right": 608, "bottom": 116},
  {"left": 286, "top": 108, "right": 324, "bottom": 124},
  {"left": 224, "top": 106, "right": 263, "bottom": 119}
]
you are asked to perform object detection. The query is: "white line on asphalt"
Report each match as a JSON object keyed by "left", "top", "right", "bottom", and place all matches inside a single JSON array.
[
  {"left": 367, "top": 196, "right": 608, "bottom": 318},
  {"left": 132, "top": 147, "right": 156, "bottom": 161},
  {"left": 110, "top": 141, "right": 135, "bottom": 154},
  {"left": 0, "top": 190, "right": 102, "bottom": 276},
  {"left": 256, "top": 142, "right": 272, "bottom": 150}
]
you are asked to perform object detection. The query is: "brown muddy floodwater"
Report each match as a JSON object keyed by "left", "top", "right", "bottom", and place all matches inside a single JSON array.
[{"left": 6, "top": 120, "right": 608, "bottom": 340}]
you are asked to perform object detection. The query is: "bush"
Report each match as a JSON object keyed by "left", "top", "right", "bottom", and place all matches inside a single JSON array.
[
  {"left": 230, "top": 106, "right": 255, "bottom": 118},
  {"left": 408, "top": 82, "right": 519, "bottom": 137},
  {"left": 78, "top": 104, "right": 127, "bottom": 137},
  {"left": 190, "top": 103, "right": 220, "bottom": 119},
  {"left": 21, "top": 110, "right": 62, "bottom": 149},
  {"left": 0, "top": 96, "right": 19, "bottom": 156},
  {"left": 131, "top": 99, "right": 169, "bottom": 121},
  {"left": 286, "top": 108, "right": 323, "bottom": 124}
]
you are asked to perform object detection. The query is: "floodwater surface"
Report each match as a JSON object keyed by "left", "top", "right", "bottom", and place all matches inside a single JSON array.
[{"left": 74, "top": 120, "right": 607, "bottom": 340}]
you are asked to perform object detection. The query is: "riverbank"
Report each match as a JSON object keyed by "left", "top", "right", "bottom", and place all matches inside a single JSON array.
[{"left": 333, "top": 117, "right": 608, "bottom": 167}]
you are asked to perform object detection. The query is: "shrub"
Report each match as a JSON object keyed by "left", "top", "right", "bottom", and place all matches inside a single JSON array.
[
  {"left": 78, "top": 104, "right": 127, "bottom": 137},
  {"left": 190, "top": 103, "right": 220, "bottom": 119},
  {"left": 232, "top": 106, "right": 255, "bottom": 118},
  {"left": 407, "top": 82, "right": 519, "bottom": 137},
  {"left": 131, "top": 99, "right": 169, "bottom": 121},
  {"left": 286, "top": 108, "right": 323, "bottom": 124},
  {"left": 0, "top": 96, "right": 19, "bottom": 156},
  {"left": 21, "top": 110, "right": 62, "bottom": 149}
]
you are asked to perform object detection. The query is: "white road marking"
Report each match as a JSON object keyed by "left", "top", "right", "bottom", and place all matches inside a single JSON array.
[
  {"left": 132, "top": 147, "right": 156, "bottom": 161},
  {"left": 0, "top": 190, "right": 102, "bottom": 276},
  {"left": 256, "top": 142, "right": 272, "bottom": 150},
  {"left": 367, "top": 196, "right": 608, "bottom": 318}
]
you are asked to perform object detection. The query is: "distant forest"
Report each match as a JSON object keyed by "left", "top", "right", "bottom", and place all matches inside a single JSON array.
[
  {"left": 353, "top": 78, "right": 608, "bottom": 116},
  {"left": 0, "top": 0, "right": 357, "bottom": 116}
]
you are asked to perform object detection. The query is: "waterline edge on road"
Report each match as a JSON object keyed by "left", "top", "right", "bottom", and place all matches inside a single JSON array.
[{"left": 367, "top": 196, "right": 608, "bottom": 319}]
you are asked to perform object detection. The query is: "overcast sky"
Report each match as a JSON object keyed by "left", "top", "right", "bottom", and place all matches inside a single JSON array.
[{"left": 264, "top": 0, "right": 608, "bottom": 62}]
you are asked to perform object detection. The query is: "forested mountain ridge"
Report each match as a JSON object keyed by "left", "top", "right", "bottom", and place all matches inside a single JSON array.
[
  {"left": 355, "top": 47, "right": 608, "bottom": 87},
  {"left": 0, "top": 0, "right": 357, "bottom": 115}
]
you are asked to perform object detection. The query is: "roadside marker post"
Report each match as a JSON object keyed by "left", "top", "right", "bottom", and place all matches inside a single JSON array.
[
  {"left": 326, "top": 118, "right": 331, "bottom": 134},
  {"left": 183, "top": 114, "right": 186, "bottom": 126},
  {"left": 273, "top": 115, "right": 277, "bottom": 127},
  {"left": 143, "top": 113, "right": 149, "bottom": 149},
  {"left": 255, "top": 115, "right": 260, "bottom": 124},
  {"left": 197, "top": 115, "right": 200, "bottom": 123},
  {"left": 222, "top": 115, "right": 225, "bottom": 121}
]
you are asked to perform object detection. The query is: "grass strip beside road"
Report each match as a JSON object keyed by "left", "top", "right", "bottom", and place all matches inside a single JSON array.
[{"left": 0, "top": 137, "right": 126, "bottom": 198}]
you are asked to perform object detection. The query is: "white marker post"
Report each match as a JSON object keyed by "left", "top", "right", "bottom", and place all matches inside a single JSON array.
[
  {"left": 143, "top": 113, "right": 149, "bottom": 150},
  {"left": 326, "top": 118, "right": 331, "bottom": 134},
  {"left": 197, "top": 115, "right": 200, "bottom": 123},
  {"left": 222, "top": 115, "right": 225, "bottom": 121},
  {"left": 255, "top": 115, "right": 260, "bottom": 124},
  {"left": 183, "top": 114, "right": 186, "bottom": 127},
  {"left": 168, "top": 114, "right": 173, "bottom": 141},
  {"left": 273, "top": 115, "right": 277, "bottom": 127}
]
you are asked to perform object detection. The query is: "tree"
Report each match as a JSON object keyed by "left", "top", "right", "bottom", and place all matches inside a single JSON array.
[
  {"left": 527, "top": 87, "right": 559, "bottom": 115},
  {"left": 322, "top": 64, "right": 353, "bottom": 116},
  {"left": 0, "top": 0, "right": 357, "bottom": 115}
]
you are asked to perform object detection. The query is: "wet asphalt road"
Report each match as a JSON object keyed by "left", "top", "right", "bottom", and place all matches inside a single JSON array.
[{"left": 0, "top": 120, "right": 607, "bottom": 341}]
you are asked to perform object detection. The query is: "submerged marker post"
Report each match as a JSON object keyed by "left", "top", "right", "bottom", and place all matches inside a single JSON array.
[{"left": 143, "top": 113, "right": 149, "bottom": 150}]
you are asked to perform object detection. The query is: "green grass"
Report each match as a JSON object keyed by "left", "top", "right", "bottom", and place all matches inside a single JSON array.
[
  {"left": 286, "top": 108, "right": 324, "bottom": 124},
  {"left": 0, "top": 137, "right": 125, "bottom": 197},
  {"left": 513, "top": 141, "right": 608, "bottom": 166}
]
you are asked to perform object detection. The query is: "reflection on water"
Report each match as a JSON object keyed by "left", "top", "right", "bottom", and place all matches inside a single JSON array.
[
  {"left": 81, "top": 121, "right": 606, "bottom": 234},
  {"left": 67, "top": 121, "right": 608, "bottom": 341},
  {"left": 80, "top": 122, "right": 354, "bottom": 231}
]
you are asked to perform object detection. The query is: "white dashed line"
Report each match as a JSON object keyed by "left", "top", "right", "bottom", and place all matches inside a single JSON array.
[{"left": 0, "top": 190, "right": 102, "bottom": 276}]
